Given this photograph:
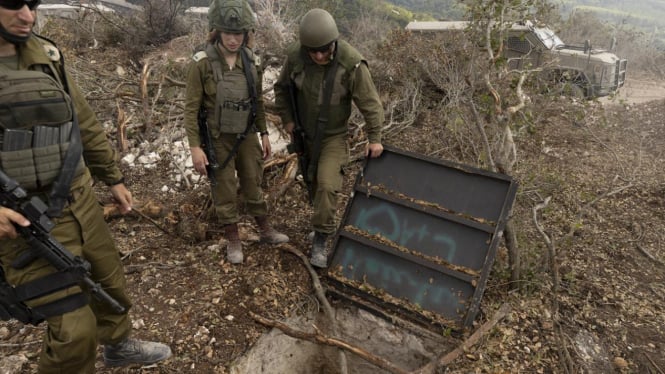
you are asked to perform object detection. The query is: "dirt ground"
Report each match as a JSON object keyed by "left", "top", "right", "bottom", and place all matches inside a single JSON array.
[{"left": 2, "top": 31, "right": 665, "bottom": 373}]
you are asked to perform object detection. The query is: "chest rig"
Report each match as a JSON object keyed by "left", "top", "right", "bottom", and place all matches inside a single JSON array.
[
  {"left": 0, "top": 39, "right": 84, "bottom": 218},
  {"left": 0, "top": 36, "right": 92, "bottom": 326},
  {"left": 204, "top": 43, "right": 259, "bottom": 135}
]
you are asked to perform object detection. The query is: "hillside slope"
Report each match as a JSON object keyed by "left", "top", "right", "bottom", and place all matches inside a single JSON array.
[{"left": 1, "top": 21, "right": 664, "bottom": 374}]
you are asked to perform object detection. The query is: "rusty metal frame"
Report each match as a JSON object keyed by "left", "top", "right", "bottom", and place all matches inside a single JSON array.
[{"left": 324, "top": 145, "right": 518, "bottom": 330}]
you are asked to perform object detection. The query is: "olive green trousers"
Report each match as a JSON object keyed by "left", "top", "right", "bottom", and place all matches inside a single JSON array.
[
  {"left": 0, "top": 175, "right": 131, "bottom": 374},
  {"left": 309, "top": 134, "right": 349, "bottom": 235},
  {"left": 210, "top": 133, "right": 268, "bottom": 224}
]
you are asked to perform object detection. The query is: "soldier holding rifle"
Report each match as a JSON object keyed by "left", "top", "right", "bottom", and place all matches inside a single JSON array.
[
  {"left": 0, "top": 0, "right": 171, "bottom": 372},
  {"left": 184, "top": 0, "right": 289, "bottom": 264}
]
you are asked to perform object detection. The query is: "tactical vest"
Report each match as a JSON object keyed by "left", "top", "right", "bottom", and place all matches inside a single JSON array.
[
  {"left": 0, "top": 44, "right": 84, "bottom": 193},
  {"left": 286, "top": 40, "right": 364, "bottom": 139},
  {"left": 199, "top": 43, "right": 260, "bottom": 135},
  {"left": 0, "top": 37, "right": 90, "bottom": 325}
]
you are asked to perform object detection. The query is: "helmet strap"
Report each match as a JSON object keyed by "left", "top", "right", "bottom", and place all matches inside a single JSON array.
[
  {"left": 0, "top": 24, "right": 30, "bottom": 44},
  {"left": 242, "top": 31, "right": 250, "bottom": 47}
]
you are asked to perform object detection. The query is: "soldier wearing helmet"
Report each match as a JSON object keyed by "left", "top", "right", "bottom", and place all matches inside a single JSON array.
[
  {"left": 0, "top": 0, "right": 171, "bottom": 372},
  {"left": 274, "top": 8, "right": 385, "bottom": 268},
  {"left": 184, "top": 0, "right": 289, "bottom": 264}
]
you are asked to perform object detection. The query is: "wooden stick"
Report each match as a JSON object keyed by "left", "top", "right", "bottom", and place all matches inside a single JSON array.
[
  {"left": 410, "top": 303, "right": 512, "bottom": 374},
  {"left": 636, "top": 243, "right": 665, "bottom": 267},
  {"left": 279, "top": 244, "right": 349, "bottom": 374},
  {"left": 250, "top": 311, "right": 408, "bottom": 374},
  {"left": 263, "top": 153, "right": 296, "bottom": 169},
  {"left": 644, "top": 352, "right": 665, "bottom": 374},
  {"left": 131, "top": 207, "right": 175, "bottom": 237}
]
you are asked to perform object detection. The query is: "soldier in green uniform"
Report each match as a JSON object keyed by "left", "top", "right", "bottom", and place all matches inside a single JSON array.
[
  {"left": 274, "top": 8, "right": 385, "bottom": 268},
  {"left": 0, "top": 1, "right": 171, "bottom": 372},
  {"left": 184, "top": 0, "right": 289, "bottom": 264}
]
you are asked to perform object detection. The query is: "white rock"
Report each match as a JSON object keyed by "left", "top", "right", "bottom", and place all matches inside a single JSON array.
[
  {"left": 121, "top": 153, "right": 136, "bottom": 165},
  {"left": 132, "top": 319, "right": 146, "bottom": 329}
]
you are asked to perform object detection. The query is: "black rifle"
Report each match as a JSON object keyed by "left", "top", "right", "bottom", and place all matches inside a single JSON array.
[
  {"left": 0, "top": 169, "right": 125, "bottom": 314},
  {"left": 286, "top": 81, "right": 313, "bottom": 203},
  {"left": 197, "top": 107, "right": 219, "bottom": 185}
]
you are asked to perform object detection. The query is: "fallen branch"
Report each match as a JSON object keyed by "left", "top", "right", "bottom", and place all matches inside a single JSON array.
[
  {"left": 644, "top": 351, "right": 665, "bottom": 374},
  {"left": 131, "top": 207, "right": 175, "bottom": 237},
  {"left": 533, "top": 196, "right": 574, "bottom": 373},
  {"left": 0, "top": 340, "right": 41, "bottom": 347},
  {"left": 635, "top": 243, "right": 665, "bottom": 267},
  {"left": 263, "top": 153, "right": 296, "bottom": 170},
  {"left": 103, "top": 204, "right": 175, "bottom": 237},
  {"left": 410, "top": 303, "right": 511, "bottom": 374},
  {"left": 271, "top": 159, "right": 298, "bottom": 203},
  {"left": 279, "top": 243, "right": 349, "bottom": 374},
  {"left": 250, "top": 311, "right": 407, "bottom": 374}
]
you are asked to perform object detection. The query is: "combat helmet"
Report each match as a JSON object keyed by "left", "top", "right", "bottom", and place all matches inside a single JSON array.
[
  {"left": 299, "top": 8, "right": 339, "bottom": 48},
  {"left": 208, "top": 0, "right": 256, "bottom": 33}
]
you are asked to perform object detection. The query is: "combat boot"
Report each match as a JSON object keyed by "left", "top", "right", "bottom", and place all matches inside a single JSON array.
[
  {"left": 310, "top": 232, "right": 328, "bottom": 268},
  {"left": 224, "top": 223, "right": 243, "bottom": 264},
  {"left": 103, "top": 337, "right": 172, "bottom": 367},
  {"left": 255, "top": 216, "right": 289, "bottom": 244}
]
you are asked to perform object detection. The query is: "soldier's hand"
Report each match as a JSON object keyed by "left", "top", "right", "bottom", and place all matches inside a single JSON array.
[
  {"left": 261, "top": 134, "right": 272, "bottom": 160},
  {"left": 110, "top": 184, "right": 133, "bottom": 215},
  {"left": 366, "top": 143, "right": 384, "bottom": 158},
  {"left": 190, "top": 146, "right": 209, "bottom": 176},
  {"left": 0, "top": 207, "right": 29, "bottom": 239}
]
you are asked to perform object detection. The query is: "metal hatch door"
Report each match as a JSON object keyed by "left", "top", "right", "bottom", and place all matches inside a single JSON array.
[{"left": 325, "top": 146, "right": 518, "bottom": 330}]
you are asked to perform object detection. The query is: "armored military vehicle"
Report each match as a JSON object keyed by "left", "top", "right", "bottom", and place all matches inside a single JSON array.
[{"left": 405, "top": 20, "right": 627, "bottom": 99}]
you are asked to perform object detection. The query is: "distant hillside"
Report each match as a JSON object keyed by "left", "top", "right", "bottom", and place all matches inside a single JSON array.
[
  {"left": 386, "top": 0, "right": 465, "bottom": 20},
  {"left": 560, "top": 0, "right": 665, "bottom": 32}
]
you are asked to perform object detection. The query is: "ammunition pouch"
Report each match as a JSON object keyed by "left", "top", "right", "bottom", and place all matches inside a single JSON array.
[
  {"left": 222, "top": 100, "right": 252, "bottom": 111},
  {"left": 0, "top": 123, "right": 85, "bottom": 190}
]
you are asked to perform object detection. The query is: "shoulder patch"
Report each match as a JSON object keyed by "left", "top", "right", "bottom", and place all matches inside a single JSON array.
[
  {"left": 42, "top": 44, "right": 61, "bottom": 62},
  {"left": 254, "top": 55, "right": 261, "bottom": 67},
  {"left": 192, "top": 51, "right": 208, "bottom": 62}
]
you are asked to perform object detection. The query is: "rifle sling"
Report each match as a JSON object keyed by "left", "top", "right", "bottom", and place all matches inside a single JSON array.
[
  {"left": 46, "top": 113, "right": 82, "bottom": 218},
  {"left": 30, "top": 293, "right": 89, "bottom": 322},
  {"left": 14, "top": 269, "right": 82, "bottom": 302},
  {"left": 1, "top": 266, "right": 89, "bottom": 325},
  {"left": 46, "top": 49, "right": 83, "bottom": 218},
  {"left": 307, "top": 56, "right": 339, "bottom": 183}
]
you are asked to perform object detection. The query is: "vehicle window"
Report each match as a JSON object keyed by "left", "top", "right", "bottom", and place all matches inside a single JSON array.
[
  {"left": 533, "top": 27, "right": 564, "bottom": 49},
  {"left": 506, "top": 36, "right": 531, "bottom": 54}
]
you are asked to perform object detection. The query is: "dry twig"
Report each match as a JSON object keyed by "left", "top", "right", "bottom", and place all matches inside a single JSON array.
[
  {"left": 250, "top": 312, "right": 405, "bottom": 374},
  {"left": 411, "top": 303, "right": 511, "bottom": 374},
  {"left": 131, "top": 208, "right": 175, "bottom": 237},
  {"left": 279, "top": 244, "right": 349, "bottom": 374},
  {"left": 115, "top": 101, "right": 132, "bottom": 153},
  {"left": 635, "top": 244, "right": 665, "bottom": 267},
  {"left": 533, "top": 196, "right": 574, "bottom": 373},
  {"left": 644, "top": 352, "right": 665, "bottom": 374}
]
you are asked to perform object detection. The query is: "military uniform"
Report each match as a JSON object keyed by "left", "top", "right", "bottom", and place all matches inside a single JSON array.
[
  {"left": 184, "top": 43, "right": 269, "bottom": 224},
  {"left": 274, "top": 40, "right": 384, "bottom": 234},
  {"left": 0, "top": 36, "right": 131, "bottom": 373}
]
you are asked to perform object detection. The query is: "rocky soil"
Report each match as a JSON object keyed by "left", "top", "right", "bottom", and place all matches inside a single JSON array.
[{"left": 1, "top": 24, "right": 665, "bottom": 374}]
